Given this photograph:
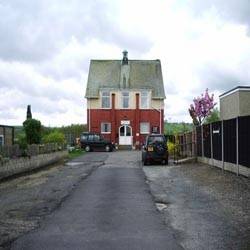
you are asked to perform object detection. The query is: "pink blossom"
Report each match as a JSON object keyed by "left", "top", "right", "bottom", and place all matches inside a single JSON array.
[{"left": 189, "top": 89, "right": 217, "bottom": 125}]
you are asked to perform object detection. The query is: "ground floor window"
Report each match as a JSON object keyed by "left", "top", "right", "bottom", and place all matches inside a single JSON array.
[
  {"left": 101, "top": 123, "right": 111, "bottom": 133},
  {"left": 152, "top": 126, "right": 159, "bottom": 133},
  {"left": 140, "top": 122, "right": 150, "bottom": 134}
]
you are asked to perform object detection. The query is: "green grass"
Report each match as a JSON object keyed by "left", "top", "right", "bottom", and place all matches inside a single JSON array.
[{"left": 68, "top": 148, "right": 85, "bottom": 160}]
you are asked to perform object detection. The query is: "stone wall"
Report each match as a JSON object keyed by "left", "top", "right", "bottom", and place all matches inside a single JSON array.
[{"left": 0, "top": 151, "right": 68, "bottom": 181}]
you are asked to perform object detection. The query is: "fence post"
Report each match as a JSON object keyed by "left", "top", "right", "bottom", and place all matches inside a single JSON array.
[
  {"left": 210, "top": 123, "right": 213, "bottom": 166},
  {"left": 221, "top": 120, "right": 224, "bottom": 172},
  {"left": 236, "top": 117, "right": 239, "bottom": 176},
  {"left": 201, "top": 125, "right": 204, "bottom": 158}
]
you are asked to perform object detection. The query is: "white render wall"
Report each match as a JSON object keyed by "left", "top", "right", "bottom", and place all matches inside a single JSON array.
[{"left": 88, "top": 90, "right": 164, "bottom": 110}]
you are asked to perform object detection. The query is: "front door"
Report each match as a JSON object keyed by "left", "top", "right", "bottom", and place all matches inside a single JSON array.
[{"left": 119, "top": 125, "right": 132, "bottom": 145}]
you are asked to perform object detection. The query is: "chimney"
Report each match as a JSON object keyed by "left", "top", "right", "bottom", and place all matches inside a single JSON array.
[{"left": 122, "top": 50, "right": 128, "bottom": 65}]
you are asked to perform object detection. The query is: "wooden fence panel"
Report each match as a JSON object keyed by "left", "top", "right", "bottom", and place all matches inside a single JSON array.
[
  {"left": 212, "top": 121, "right": 222, "bottom": 161},
  {"left": 196, "top": 126, "right": 202, "bottom": 157},
  {"left": 223, "top": 118, "right": 236, "bottom": 164},
  {"left": 239, "top": 116, "right": 250, "bottom": 167}
]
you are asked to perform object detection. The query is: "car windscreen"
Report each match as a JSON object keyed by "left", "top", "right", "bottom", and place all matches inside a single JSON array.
[{"left": 148, "top": 136, "right": 165, "bottom": 144}]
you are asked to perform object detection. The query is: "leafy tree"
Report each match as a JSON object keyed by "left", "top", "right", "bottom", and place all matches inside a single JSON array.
[
  {"left": 16, "top": 133, "right": 27, "bottom": 150},
  {"left": 42, "top": 131, "right": 66, "bottom": 144},
  {"left": 204, "top": 108, "right": 220, "bottom": 124},
  {"left": 23, "top": 118, "right": 42, "bottom": 144},
  {"left": 164, "top": 122, "right": 193, "bottom": 135},
  {"left": 189, "top": 88, "right": 216, "bottom": 126}
]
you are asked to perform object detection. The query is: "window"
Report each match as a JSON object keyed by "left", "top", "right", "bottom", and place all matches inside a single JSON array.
[
  {"left": 101, "top": 123, "right": 111, "bottom": 133},
  {"left": 101, "top": 91, "right": 110, "bottom": 108},
  {"left": 140, "top": 91, "right": 150, "bottom": 109},
  {"left": 152, "top": 126, "right": 159, "bottom": 133},
  {"left": 93, "top": 134, "right": 101, "bottom": 141},
  {"left": 140, "top": 122, "right": 150, "bottom": 134},
  {"left": 121, "top": 92, "right": 129, "bottom": 108},
  {"left": 80, "top": 134, "right": 88, "bottom": 141},
  {"left": 88, "top": 134, "right": 94, "bottom": 141},
  {"left": 148, "top": 136, "right": 164, "bottom": 144},
  {"left": 0, "top": 135, "right": 4, "bottom": 146}
]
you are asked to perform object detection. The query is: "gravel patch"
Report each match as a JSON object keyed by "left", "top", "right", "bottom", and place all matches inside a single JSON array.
[{"left": 143, "top": 163, "right": 250, "bottom": 250}]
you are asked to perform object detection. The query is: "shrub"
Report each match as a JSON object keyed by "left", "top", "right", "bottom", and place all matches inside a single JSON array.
[
  {"left": 23, "top": 118, "right": 42, "bottom": 144},
  {"left": 43, "top": 131, "right": 66, "bottom": 144},
  {"left": 167, "top": 141, "right": 175, "bottom": 156},
  {"left": 16, "top": 133, "right": 28, "bottom": 150}
]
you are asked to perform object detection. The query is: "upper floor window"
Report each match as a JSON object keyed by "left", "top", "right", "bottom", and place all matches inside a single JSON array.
[
  {"left": 140, "top": 91, "right": 150, "bottom": 109},
  {"left": 0, "top": 135, "right": 3, "bottom": 146},
  {"left": 122, "top": 92, "right": 129, "bottom": 108},
  {"left": 101, "top": 91, "right": 110, "bottom": 108}
]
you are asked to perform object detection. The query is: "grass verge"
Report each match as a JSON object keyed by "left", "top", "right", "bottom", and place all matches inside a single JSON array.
[{"left": 68, "top": 148, "right": 85, "bottom": 160}]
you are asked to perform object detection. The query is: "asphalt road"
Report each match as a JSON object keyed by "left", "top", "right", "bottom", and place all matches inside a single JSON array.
[
  {"left": 11, "top": 151, "right": 183, "bottom": 250},
  {"left": 0, "top": 152, "right": 107, "bottom": 249}
]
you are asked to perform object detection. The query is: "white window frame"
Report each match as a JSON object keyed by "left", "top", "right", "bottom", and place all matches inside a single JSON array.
[
  {"left": 101, "top": 122, "right": 111, "bottom": 134},
  {"left": 140, "top": 91, "right": 150, "bottom": 109},
  {"left": 121, "top": 91, "right": 130, "bottom": 109},
  {"left": 101, "top": 91, "right": 111, "bottom": 109},
  {"left": 140, "top": 122, "right": 150, "bottom": 134},
  {"left": 0, "top": 135, "right": 4, "bottom": 146}
]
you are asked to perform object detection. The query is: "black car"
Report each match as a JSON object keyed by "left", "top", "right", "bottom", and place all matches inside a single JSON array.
[
  {"left": 80, "top": 132, "right": 114, "bottom": 152},
  {"left": 142, "top": 134, "right": 168, "bottom": 165}
]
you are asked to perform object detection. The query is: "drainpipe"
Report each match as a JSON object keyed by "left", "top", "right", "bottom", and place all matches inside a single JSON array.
[
  {"left": 160, "top": 109, "right": 162, "bottom": 134},
  {"left": 152, "top": 103, "right": 163, "bottom": 134},
  {"left": 210, "top": 123, "right": 213, "bottom": 166},
  {"left": 201, "top": 125, "right": 204, "bottom": 158},
  {"left": 88, "top": 99, "right": 91, "bottom": 132},
  {"left": 222, "top": 120, "right": 224, "bottom": 172},
  {"left": 236, "top": 117, "right": 239, "bottom": 176}
]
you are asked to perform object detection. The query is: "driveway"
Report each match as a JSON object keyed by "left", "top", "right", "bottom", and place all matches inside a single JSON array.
[
  {"left": 3, "top": 151, "right": 249, "bottom": 250},
  {"left": 0, "top": 152, "right": 107, "bottom": 249},
  {"left": 11, "top": 151, "right": 183, "bottom": 250},
  {"left": 144, "top": 162, "right": 250, "bottom": 250}
]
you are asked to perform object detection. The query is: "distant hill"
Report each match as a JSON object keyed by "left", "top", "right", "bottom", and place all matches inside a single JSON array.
[{"left": 14, "top": 124, "right": 88, "bottom": 145}]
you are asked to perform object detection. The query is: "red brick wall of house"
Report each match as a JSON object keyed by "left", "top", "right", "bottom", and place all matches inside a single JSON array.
[{"left": 87, "top": 108, "right": 164, "bottom": 146}]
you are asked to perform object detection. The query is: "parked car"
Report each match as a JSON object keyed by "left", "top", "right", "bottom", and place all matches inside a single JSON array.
[
  {"left": 142, "top": 134, "right": 168, "bottom": 165},
  {"left": 80, "top": 132, "right": 114, "bottom": 152}
]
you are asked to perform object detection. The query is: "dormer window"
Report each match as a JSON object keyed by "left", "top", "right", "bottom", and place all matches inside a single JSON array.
[
  {"left": 121, "top": 92, "right": 129, "bottom": 108},
  {"left": 101, "top": 91, "right": 110, "bottom": 108},
  {"left": 140, "top": 91, "right": 150, "bottom": 109}
]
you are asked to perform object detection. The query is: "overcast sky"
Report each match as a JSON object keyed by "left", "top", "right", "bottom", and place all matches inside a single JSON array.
[{"left": 0, "top": 0, "right": 250, "bottom": 126}]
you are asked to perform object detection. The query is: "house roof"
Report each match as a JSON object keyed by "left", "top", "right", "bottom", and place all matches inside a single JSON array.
[
  {"left": 219, "top": 85, "right": 250, "bottom": 98},
  {"left": 85, "top": 59, "right": 165, "bottom": 99}
]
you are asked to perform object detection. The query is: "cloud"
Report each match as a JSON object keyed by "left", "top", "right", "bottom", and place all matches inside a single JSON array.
[
  {"left": 0, "top": 0, "right": 152, "bottom": 62},
  {"left": 0, "top": 0, "right": 250, "bottom": 126},
  {"left": 186, "top": 0, "right": 250, "bottom": 32}
]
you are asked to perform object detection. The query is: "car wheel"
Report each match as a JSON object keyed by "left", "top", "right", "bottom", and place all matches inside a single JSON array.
[
  {"left": 85, "top": 145, "right": 91, "bottom": 152},
  {"left": 161, "top": 159, "right": 168, "bottom": 165},
  {"left": 105, "top": 145, "right": 110, "bottom": 152}
]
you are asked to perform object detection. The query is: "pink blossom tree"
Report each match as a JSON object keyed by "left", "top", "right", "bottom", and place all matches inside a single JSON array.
[{"left": 189, "top": 89, "right": 216, "bottom": 126}]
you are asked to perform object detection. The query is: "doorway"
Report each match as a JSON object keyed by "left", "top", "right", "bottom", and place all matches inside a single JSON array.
[{"left": 119, "top": 125, "right": 132, "bottom": 145}]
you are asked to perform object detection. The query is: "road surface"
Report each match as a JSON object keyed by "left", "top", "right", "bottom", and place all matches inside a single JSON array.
[{"left": 11, "top": 151, "right": 183, "bottom": 250}]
